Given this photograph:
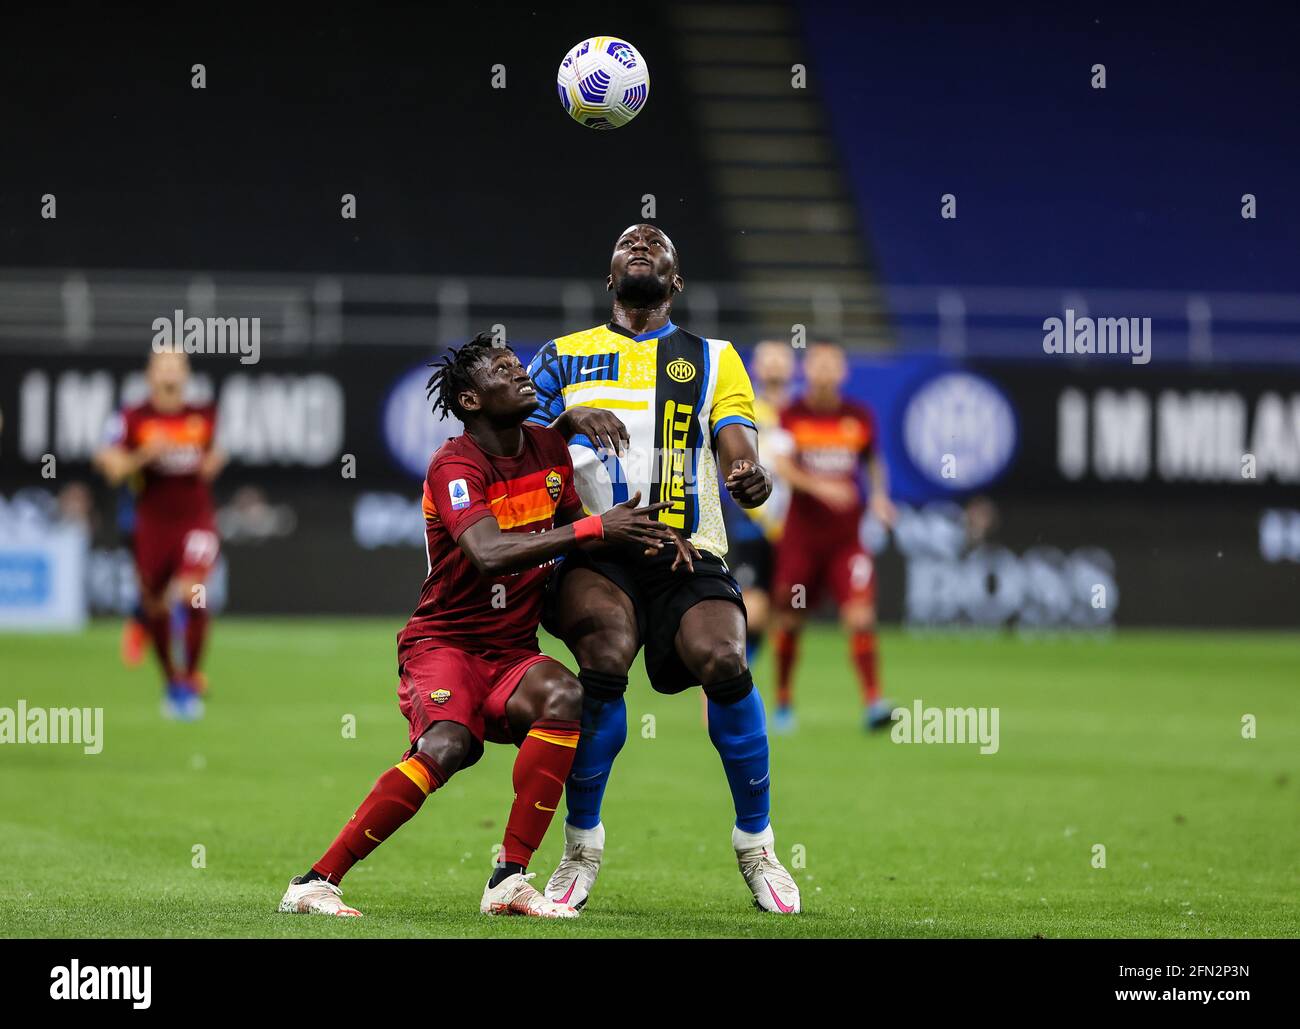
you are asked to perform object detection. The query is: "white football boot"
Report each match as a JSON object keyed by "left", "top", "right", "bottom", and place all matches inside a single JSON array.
[
  {"left": 543, "top": 821, "right": 604, "bottom": 910},
  {"left": 481, "top": 871, "right": 579, "bottom": 918},
  {"left": 734, "top": 824, "right": 801, "bottom": 914},
  {"left": 277, "top": 875, "right": 363, "bottom": 917}
]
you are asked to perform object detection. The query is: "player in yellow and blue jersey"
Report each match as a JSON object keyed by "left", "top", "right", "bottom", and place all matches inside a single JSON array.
[{"left": 527, "top": 223, "right": 801, "bottom": 914}]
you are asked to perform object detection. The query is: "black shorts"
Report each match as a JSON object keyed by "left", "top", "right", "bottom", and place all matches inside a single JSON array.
[
  {"left": 726, "top": 535, "right": 773, "bottom": 595},
  {"left": 543, "top": 545, "right": 746, "bottom": 695}
]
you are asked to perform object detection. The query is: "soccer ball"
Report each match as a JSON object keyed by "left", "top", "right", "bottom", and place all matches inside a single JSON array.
[{"left": 556, "top": 36, "right": 650, "bottom": 130}]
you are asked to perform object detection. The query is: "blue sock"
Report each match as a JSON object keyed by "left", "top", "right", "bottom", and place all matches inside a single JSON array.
[
  {"left": 170, "top": 601, "right": 189, "bottom": 678},
  {"left": 706, "top": 675, "right": 771, "bottom": 834},
  {"left": 564, "top": 670, "right": 628, "bottom": 831}
]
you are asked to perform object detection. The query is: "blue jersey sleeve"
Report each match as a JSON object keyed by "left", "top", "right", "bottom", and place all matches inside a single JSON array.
[{"left": 526, "top": 340, "right": 566, "bottom": 427}]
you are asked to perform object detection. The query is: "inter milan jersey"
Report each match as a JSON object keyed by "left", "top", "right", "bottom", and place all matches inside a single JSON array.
[
  {"left": 397, "top": 422, "right": 583, "bottom": 658},
  {"left": 777, "top": 397, "right": 877, "bottom": 543},
  {"left": 104, "top": 403, "right": 217, "bottom": 524},
  {"left": 526, "top": 321, "right": 757, "bottom": 558}
]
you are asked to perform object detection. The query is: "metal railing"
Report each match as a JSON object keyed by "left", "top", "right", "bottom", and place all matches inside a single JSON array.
[
  {"left": 0, "top": 268, "right": 750, "bottom": 352},
  {"left": 2, "top": 268, "right": 1297, "bottom": 362},
  {"left": 885, "top": 284, "right": 1300, "bottom": 364}
]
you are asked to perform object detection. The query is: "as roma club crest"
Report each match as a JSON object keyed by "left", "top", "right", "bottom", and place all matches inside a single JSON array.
[{"left": 545, "top": 469, "right": 563, "bottom": 502}]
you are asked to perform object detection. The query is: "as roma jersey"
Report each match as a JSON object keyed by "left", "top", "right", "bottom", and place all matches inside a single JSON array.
[
  {"left": 779, "top": 397, "right": 877, "bottom": 544},
  {"left": 105, "top": 403, "right": 217, "bottom": 524},
  {"left": 397, "top": 422, "right": 583, "bottom": 658}
]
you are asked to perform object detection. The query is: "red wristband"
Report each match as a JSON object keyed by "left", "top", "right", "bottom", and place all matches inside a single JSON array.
[{"left": 573, "top": 514, "right": 604, "bottom": 543}]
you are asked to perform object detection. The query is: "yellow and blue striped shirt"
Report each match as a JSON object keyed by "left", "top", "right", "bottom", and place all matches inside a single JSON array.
[{"left": 526, "top": 321, "right": 757, "bottom": 557}]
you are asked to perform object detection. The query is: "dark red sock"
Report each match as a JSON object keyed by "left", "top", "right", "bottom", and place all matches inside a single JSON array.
[
  {"left": 501, "top": 719, "right": 580, "bottom": 868},
  {"left": 145, "top": 612, "right": 177, "bottom": 682},
  {"left": 773, "top": 628, "right": 799, "bottom": 709},
  {"left": 184, "top": 606, "right": 209, "bottom": 676},
  {"left": 312, "top": 752, "right": 446, "bottom": 884},
  {"left": 851, "top": 630, "right": 881, "bottom": 705}
]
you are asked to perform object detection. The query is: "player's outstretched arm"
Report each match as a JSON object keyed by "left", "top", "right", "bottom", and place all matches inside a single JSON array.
[
  {"left": 92, "top": 445, "right": 131, "bottom": 485},
  {"left": 200, "top": 447, "right": 229, "bottom": 483},
  {"left": 93, "top": 439, "right": 166, "bottom": 486},
  {"left": 717, "top": 423, "right": 772, "bottom": 509},
  {"left": 457, "top": 491, "right": 676, "bottom": 577},
  {"left": 550, "top": 406, "right": 629, "bottom": 456},
  {"left": 865, "top": 451, "right": 897, "bottom": 526},
  {"left": 773, "top": 452, "right": 856, "bottom": 511}
]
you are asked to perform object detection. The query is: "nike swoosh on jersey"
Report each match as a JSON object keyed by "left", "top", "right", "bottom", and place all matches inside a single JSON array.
[{"left": 534, "top": 801, "right": 557, "bottom": 812}]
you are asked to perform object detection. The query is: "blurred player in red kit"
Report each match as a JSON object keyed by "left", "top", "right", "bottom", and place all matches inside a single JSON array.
[
  {"left": 278, "top": 332, "right": 678, "bottom": 919},
  {"left": 769, "top": 342, "right": 896, "bottom": 732},
  {"left": 94, "top": 351, "right": 226, "bottom": 720}
]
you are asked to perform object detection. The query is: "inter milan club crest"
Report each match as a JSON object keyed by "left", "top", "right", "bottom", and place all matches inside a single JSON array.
[
  {"left": 666, "top": 357, "right": 696, "bottom": 383},
  {"left": 545, "top": 469, "right": 563, "bottom": 501}
]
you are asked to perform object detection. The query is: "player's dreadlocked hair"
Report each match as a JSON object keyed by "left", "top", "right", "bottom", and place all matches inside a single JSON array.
[{"left": 426, "top": 330, "right": 514, "bottom": 421}]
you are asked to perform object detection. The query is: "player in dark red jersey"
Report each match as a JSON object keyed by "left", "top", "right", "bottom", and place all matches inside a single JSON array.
[
  {"left": 94, "top": 351, "right": 226, "bottom": 720},
  {"left": 278, "top": 332, "right": 677, "bottom": 919},
  {"left": 769, "top": 342, "right": 897, "bottom": 732}
]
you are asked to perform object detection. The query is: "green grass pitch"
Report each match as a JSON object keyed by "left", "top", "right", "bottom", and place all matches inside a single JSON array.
[{"left": 1, "top": 620, "right": 1296, "bottom": 938}]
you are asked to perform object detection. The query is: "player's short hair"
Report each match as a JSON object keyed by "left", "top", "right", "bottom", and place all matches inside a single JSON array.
[{"left": 426, "top": 330, "right": 513, "bottom": 421}]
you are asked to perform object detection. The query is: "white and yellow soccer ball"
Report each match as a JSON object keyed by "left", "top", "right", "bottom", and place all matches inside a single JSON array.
[{"left": 556, "top": 36, "right": 649, "bottom": 130}]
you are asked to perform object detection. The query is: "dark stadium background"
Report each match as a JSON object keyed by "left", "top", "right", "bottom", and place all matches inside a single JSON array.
[{"left": 2, "top": 1, "right": 1298, "bottom": 629}]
